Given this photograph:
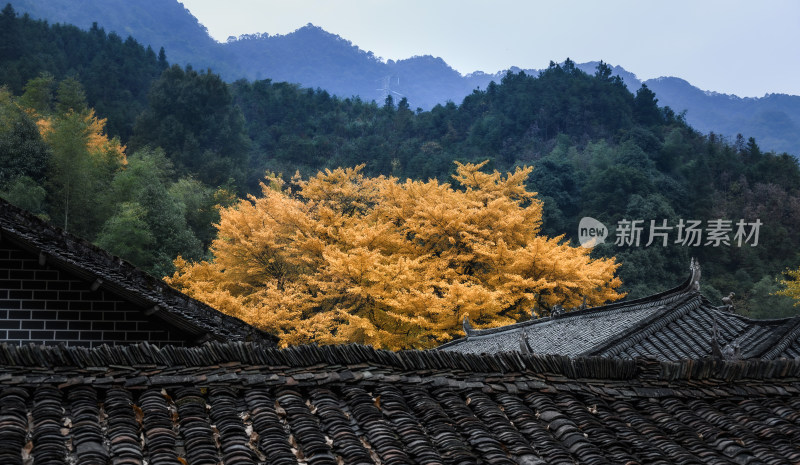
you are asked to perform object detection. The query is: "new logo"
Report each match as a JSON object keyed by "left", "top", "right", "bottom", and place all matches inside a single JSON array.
[{"left": 578, "top": 217, "right": 607, "bottom": 248}]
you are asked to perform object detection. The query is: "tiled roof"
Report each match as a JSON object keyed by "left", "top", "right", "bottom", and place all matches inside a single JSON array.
[
  {"left": 440, "top": 261, "right": 800, "bottom": 360},
  {"left": 0, "top": 199, "right": 276, "bottom": 345},
  {"left": 2, "top": 342, "right": 800, "bottom": 464}
]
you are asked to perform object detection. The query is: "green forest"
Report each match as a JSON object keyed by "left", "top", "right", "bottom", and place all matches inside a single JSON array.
[{"left": 1, "top": 4, "right": 798, "bottom": 318}]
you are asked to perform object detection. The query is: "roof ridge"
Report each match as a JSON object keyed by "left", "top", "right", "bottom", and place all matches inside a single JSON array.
[
  {"left": 588, "top": 291, "right": 702, "bottom": 357},
  {"left": 3, "top": 342, "right": 800, "bottom": 385}
]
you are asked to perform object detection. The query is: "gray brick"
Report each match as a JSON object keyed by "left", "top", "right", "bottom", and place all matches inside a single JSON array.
[
  {"left": 46, "top": 280, "right": 70, "bottom": 290},
  {"left": 55, "top": 330, "right": 79, "bottom": 339},
  {"left": 0, "top": 320, "right": 20, "bottom": 329},
  {"left": 8, "top": 290, "right": 31, "bottom": 300},
  {"left": 31, "top": 310, "right": 58, "bottom": 320},
  {"left": 21, "top": 300, "right": 46, "bottom": 310},
  {"left": 45, "top": 320, "right": 68, "bottom": 330},
  {"left": 30, "top": 330, "right": 54, "bottom": 339},
  {"left": 81, "top": 331, "right": 103, "bottom": 340},
  {"left": 68, "top": 300, "right": 92, "bottom": 311},
  {"left": 8, "top": 330, "right": 29, "bottom": 339},
  {"left": 35, "top": 270, "right": 59, "bottom": 280},
  {"left": 21, "top": 321, "right": 44, "bottom": 330},
  {"left": 69, "top": 321, "right": 92, "bottom": 330},
  {"left": 9, "top": 269, "right": 35, "bottom": 280}
]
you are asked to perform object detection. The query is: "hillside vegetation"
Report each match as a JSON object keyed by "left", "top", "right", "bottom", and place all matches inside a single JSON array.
[
  {"left": 1, "top": 5, "right": 798, "bottom": 320},
  {"left": 7, "top": 0, "right": 800, "bottom": 156}
]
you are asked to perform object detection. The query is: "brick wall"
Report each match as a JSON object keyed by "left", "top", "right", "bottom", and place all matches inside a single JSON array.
[{"left": 0, "top": 241, "right": 192, "bottom": 348}]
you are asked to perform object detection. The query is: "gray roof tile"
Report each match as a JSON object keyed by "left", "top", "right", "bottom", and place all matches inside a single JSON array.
[
  {"left": 440, "top": 261, "right": 800, "bottom": 361},
  {"left": 4, "top": 342, "right": 800, "bottom": 464}
]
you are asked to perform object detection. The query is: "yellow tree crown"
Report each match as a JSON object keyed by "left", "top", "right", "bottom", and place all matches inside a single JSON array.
[{"left": 168, "top": 162, "right": 623, "bottom": 349}]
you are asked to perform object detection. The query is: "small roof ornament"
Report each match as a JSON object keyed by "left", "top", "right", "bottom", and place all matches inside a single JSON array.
[
  {"left": 689, "top": 258, "right": 701, "bottom": 292},
  {"left": 462, "top": 316, "right": 475, "bottom": 337},
  {"left": 721, "top": 292, "right": 736, "bottom": 312},
  {"left": 710, "top": 313, "right": 742, "bottom": 360},
  {"left": 519, "top": 330, "right": 533, "bottom": 355},
  {"left": 551, "top": 304, "right": 565, "bottom": 317}
]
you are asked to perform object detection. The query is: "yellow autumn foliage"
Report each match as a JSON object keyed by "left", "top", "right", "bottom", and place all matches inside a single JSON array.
[
  {"left": 36, "top": 109, "right": 126, "bottom": 165},
  {"left": 168, "top": 161, "right": 623, "bottom": 349},
  {"left": 777, "top": 268, "right": 800, "bottom": 306}
]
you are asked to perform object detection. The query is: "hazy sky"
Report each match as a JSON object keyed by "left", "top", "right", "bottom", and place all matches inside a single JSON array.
[{"left": 179, "top": 0, "right": 800, "bottom": 97}]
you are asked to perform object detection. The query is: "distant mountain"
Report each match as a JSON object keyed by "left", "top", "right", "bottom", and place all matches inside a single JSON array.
[
  {"left": 225, "top": 25, "right": 495, "bottom": 108},
  {"left": 7, "top": 0, "right": 800, "bottom": 155},
  {"left": 225, "top": 26, "right": 383, "bottom": 95},
  {"left": 574, "top": 64, "right": 800, "bottom": 155},
  {"left": 642, "top": 77, "right": 800, "bottom": 155}
]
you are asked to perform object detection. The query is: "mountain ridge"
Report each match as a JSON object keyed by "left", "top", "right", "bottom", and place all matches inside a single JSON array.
[{"left": 6, "top": 0, "right": 800, "bottom": 155}]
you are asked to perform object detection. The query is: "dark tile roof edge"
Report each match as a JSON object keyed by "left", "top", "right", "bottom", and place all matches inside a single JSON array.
[
  {"left": 439, "top": 260, "right": 800, "bottom": 352},
  {"left": 591, "top": 296, "right": 800, "bottom": 359},
  {"left": 438, "top": 263, "right": 700, "bottom": 349},
  {"left": 710, "top": 306, "right": 798, "bottom": 326},
  {"left": 586, "top": 291, "right": 704, "bottom": 357},
  {"left": 0, "top": 199, "right": 276, "bottom": 344},
  {"left": 2, "top": 342, "right": 800, "bottom": 386},
  {"left": 755, "top": 318, "right": 800, "bottom": 360}
]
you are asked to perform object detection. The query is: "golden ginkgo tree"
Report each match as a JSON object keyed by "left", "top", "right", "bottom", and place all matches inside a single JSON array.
[
  {"left": 777, "top": 268, "right": 800, "bottom": 307},
  {"left": 168, "top": 161, "right": 623, "bottom": 349}
]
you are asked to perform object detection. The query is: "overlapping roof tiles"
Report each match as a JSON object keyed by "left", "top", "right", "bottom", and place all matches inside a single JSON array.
[
  {"left": 440, "top": 261, "right": 800, "bottom": 361},
  {"left": 2, "top": 342, "right": 800, "bottom": 464}
]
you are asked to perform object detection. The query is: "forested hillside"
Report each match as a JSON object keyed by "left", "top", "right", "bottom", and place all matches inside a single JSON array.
[
  {"left": 0, "top": 4, "right": 169, "bottom": 141},
  {"left": 3, "top": 0, "right": 234, "bottom": 78},
  {"left": 8, "top": 0, "right": 800, "bottom": 157},
  {"left": 1, "top": 5, "right": 798, "bottom": 320}
]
